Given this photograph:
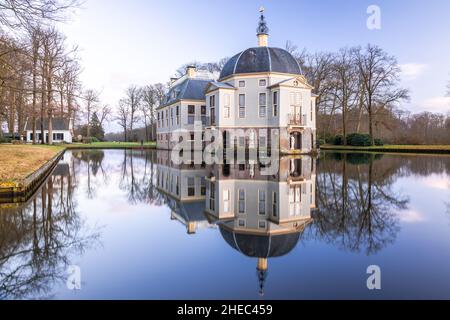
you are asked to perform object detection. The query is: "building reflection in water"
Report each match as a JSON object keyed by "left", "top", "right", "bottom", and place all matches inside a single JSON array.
[{"left": 156, "top": 152, "right": 317, "bottom": 295}]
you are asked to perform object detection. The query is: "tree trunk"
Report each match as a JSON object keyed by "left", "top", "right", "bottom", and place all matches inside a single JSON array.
[
  {"left": 32, "top": 42, "right": 38, "bottom": 144},
  {"left": 342, "top": 96, "right": 347, "bottom": 146},
  {"left": 8, "top": 90, "right": 16, "bottom": 135},
  {"left": 40, "top": 64, "right": 46, "bottom": 144},
  {"left": 144, "top": 117, "right": 149, "bottom": 142},
  {"left": 368, "top": 108, "right": 374, "bottom": 146},
  {"left": 47, "top": 68, "right": 53, "bottom": 145},
  {"left": 87, "top": 107, "right": 91, "bottom": 138}
]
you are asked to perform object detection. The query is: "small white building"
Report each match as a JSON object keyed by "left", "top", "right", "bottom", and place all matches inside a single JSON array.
[{"left": 25, "top": 117, "right": 73, "bottom": 143}]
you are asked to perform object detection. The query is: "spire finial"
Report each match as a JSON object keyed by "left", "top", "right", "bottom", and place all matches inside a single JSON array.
[
  {"left": 257, "top": 7, "right": 269, "bottom": 35},
  {"left": 256, "top": 257, "right": 268, "bottom": 296},
  {"left": 256, "top": 7, "right": 269, "bottom": 46}
]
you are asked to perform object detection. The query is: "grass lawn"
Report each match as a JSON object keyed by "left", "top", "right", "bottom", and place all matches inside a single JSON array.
[
  {"left": 65, "top": 141, "right": 156, "bottom": 149},
  {"left": 0, "top": 144, "right": 64, "bottom": 183},
  {"left": 320, "top": 144, "right": 450, "bottom": 154}
]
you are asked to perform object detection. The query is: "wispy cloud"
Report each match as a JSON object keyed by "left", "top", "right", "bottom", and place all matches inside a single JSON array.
[
  {"left": 400, "top": 63, "right": 428, "bottom": 81},
  {"left": 421, "top": 174, "right": 450, "bottom": 190},
  {"left": 422, "top": 96, "right": 450, "bottom": 113},
  {"left": 397, "top": 209, "right": 426, "bottom": 223}
]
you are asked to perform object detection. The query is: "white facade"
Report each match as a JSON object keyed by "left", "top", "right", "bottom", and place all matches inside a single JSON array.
[
  {"left": 25, "top": 130, "right": 72, "bottom": 144},
  {"left": 156, "top": 13, "right": 317, "bottom": 154},
  {"left": 206, "top": 74, "right": 317, "bottom": 153},
  {"left": 205, "top": 156, "right": 316, "bottom": 228}
]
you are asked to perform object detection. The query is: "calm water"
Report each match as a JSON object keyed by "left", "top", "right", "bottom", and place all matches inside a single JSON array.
[{"left": 1, "top": 149, "right": 449, "bottom": 300}]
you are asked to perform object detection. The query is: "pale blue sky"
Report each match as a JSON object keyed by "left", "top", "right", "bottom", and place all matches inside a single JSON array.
[{"left": 60, "top": 0, "right": 450, "bottom": 132}]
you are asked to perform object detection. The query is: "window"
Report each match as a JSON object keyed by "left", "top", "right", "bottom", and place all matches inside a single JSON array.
[
  {"left": 238, "top": 136, "right": 245, "bottom": 148},
  {"left": 238, "top": 189, "right": 245, "bottom": 213},
  {"left": 259, "top": 79, "right": 267, "bottom": 86},
  {"left": 161, "top": 112, "right": 164, "bottom": 127},
  {"left": 188, "top": 105, "right": 195, "bottom": 125},
  {"left": 157, "top": 112, "right": 160, "bottom": 127},
  {"left": 272, "top": 192, "right": 278, "bottom": 217},
  {"left": 258, "top": 190, "right": 266, "bottom": 215},
  {"left": 210, "top": 95, "right": 216, "bottom": 125},
  {"left": 238, "top": 80, "right": 245, "bottom": 87},
  {"left": 176, "top": 106, "right": 180, "bottom": 125},
  {"left": 273, "top": 91, "right": 278, "bottom": 117},
  {"left": 258, "top": 220, "right": 267, "bottom": 229},
  {"left": 176, "top": 176, "right": 179, "bottom": 196},
  {"left": 190, "top": 133, "right": 194, "bottom": 141},
  {"left": 210, "top": 182, "right": 215, "bottom": 210},
  {"left": 259, "top": 135, "right": 266, "bottom": 148},
  {"left": 238, "top": 219, "right": 246, "bottom": 227},
  {"left": 200, "top": 177, "right": 206, "bottom": 196},
  {"left": 166, "top": 110, "right": 169, "bottom": 126},
  {"left": 289, "top": 186, "right": 301, "bottom": 216},
  {"left": 53, "top": 133, "right": 64, "bottom": 140},
  {"left": 259, "top": 93, "right": 266, "bottom": 117},
  {"left": 223, "top": 94, "right": 230, "bottom": 118},
  {"left": 223, "top": 190, "right": 230, "bottom": 213},
  {"left": 310, "top": 100, "right": 313, "bottom": 121},
  {"left": 187, "top": 177, "right": 195, "bottom": 197},
  {"left": 171, "top": 108, "right": 174, "bottom": 126},
  {"left": 239, "top": 94, "right": 245, "bottom": 118}
]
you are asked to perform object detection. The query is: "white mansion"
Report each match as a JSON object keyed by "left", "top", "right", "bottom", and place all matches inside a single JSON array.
[{"left": 156, "top": 11, "right": 317, "bottom": 154}]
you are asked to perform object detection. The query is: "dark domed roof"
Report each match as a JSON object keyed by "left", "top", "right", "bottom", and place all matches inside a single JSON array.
[
  {"left": 220, "top": 227, "right": 300, "bottom": 258},
  {"left": 219, "top": 47, "right": 302, "bottom": 80}
]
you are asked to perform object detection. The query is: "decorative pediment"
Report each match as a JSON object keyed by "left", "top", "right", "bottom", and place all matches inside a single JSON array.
[
  {"left": 205, "top": 81, "right": 236, "bottom": 94},
  {"left": 269, "top": 76, "right": 313, "bottom": 90}
]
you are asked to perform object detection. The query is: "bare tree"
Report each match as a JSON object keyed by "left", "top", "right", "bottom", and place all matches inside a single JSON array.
[
  {"left": 29, "top": 27, "right": 41, "bottom": 143},
  {"left": 120, "top": 85, "right": 141, "bottom": 141},
  {"left": 41, "top": 27, "right": 67, "bottom": 144},
  {"left": 82, "top": 89, "right": 99, "bottom": 138},
  {"left": 331, "top": 48, "right": 359, "bottom": 145},
  {"left": 285, "top": 40, "right": 298, "bottom": 55},
  {"left": 175, "top": 59, "right": 227, "bottom": 77},
  {"left": 116, "top": 98, "right": 130, "bottom": 142},
  {"left": 0, "top": 0, "right": 80, "bottom": 30},
  {"left": 354, "top": 44, "right": 409, "bottom": 145},
  {"left": 98, "top": 104, "right": 111, "bottom": 128}
]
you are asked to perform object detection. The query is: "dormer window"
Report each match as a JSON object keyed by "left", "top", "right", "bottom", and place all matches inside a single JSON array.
[{"left": 259, "top": 79, "right": 267, "bottom": 87}]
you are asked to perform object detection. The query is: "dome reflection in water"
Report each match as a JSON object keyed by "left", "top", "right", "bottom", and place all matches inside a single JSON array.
[
  {"left": 156, "top": 151, "right": 315, "bottom": 296},
  {"left": 1, "top": 150, "right": 450, "bottom": 299}
]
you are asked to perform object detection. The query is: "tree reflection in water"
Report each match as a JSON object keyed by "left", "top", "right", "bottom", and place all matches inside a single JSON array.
[
  {"left": 2, "top": 150, "right": 447, "bottom": 298},
  {"left": 314, "top": 153, "right": 410, "bottom": 254},
  {"left": 0, "top": 156, "right": 100, "bottom": 300},
  {"left": 118, "top": 150, "right": 164, "bottom": 206}
]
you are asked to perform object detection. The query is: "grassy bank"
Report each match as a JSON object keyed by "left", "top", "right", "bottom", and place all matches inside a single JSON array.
[
  {"left": 65, "top": 141, "right": 156, "bottom": 149},
  {"left": 0, "top": 144, "right": 64, "bottom": 183},
  {"left": 320, "top": 144, "right": 450, "bottom": 154}
]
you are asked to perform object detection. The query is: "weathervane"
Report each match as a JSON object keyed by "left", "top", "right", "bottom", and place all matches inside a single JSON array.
[{"left": 257, "top": 6, "right": 269, "bottom": 35}]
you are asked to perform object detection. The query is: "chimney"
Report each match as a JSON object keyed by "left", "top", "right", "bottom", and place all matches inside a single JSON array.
[
  {"left": 170, "top": 77, "right": 178, "bottom": 86},
  {"left": 186, "top": 65, "right": 197, "bottom": 78}
]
